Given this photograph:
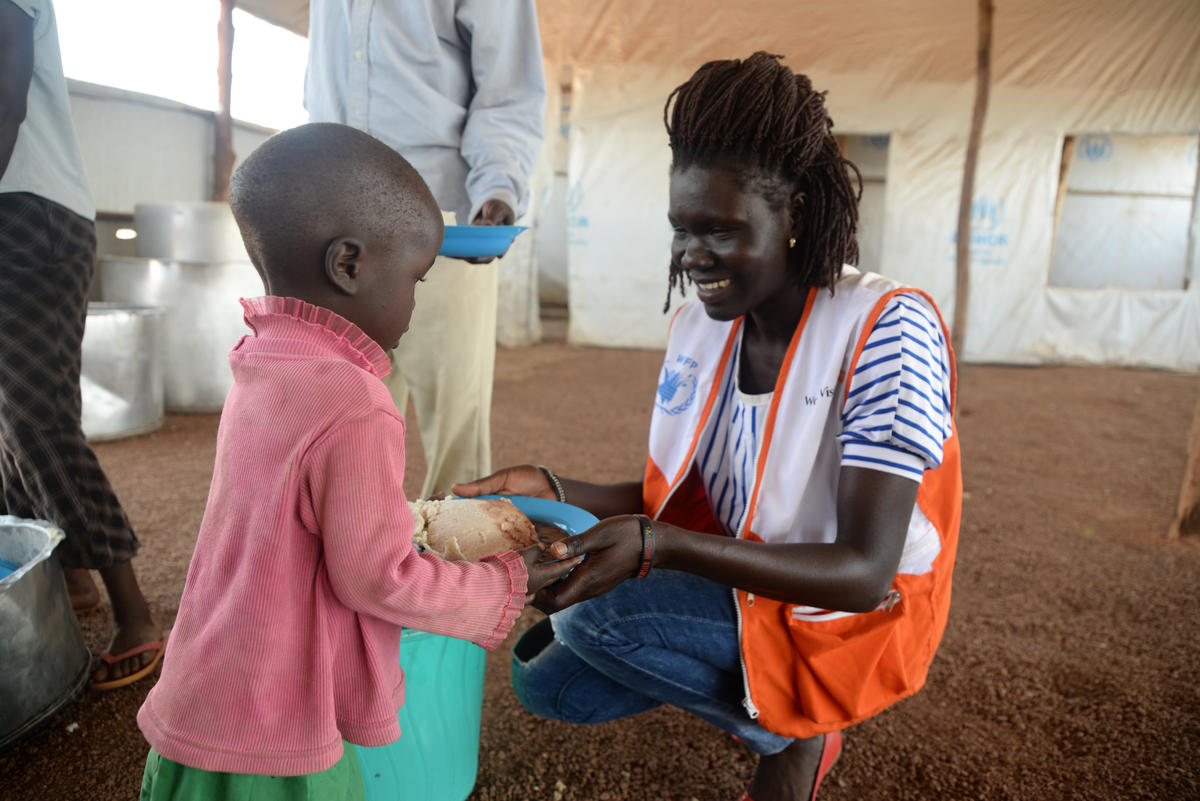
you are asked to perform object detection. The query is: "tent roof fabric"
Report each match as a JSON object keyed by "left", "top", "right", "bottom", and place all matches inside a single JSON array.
[{"left": 241, "top": 0, "right": 1199, "bottom": 132}]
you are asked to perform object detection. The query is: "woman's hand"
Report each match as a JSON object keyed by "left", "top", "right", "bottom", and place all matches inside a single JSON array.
[
  {"left": 518, "top": 543, "right": 583, "bottom": 601},
  {"left": 451, "top": 465, "right": 555, "bottom": 500},
  {"left": 528, "top": 515, "right": 645, "bottom": 613}
]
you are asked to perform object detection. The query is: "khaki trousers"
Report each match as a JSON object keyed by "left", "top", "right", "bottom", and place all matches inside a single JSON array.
[{"left": 384, "top": 254, "right": 497, "bottom": 498}]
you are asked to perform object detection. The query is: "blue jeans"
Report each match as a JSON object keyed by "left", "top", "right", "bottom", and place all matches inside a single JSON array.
[{"left": 511, "top": 569, "right": 793, "bottom": 756}]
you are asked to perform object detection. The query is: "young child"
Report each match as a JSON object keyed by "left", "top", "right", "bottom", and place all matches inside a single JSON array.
[
  {"left": 453, "top": 53, "right": 961, "bottom": 801},
  {"left": 135, "top": 123, "right": 578, "bottom": 800}
]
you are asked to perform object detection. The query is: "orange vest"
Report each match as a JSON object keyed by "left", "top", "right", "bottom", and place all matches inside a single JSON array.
[{"left": 643, "top": 268, "right": 961, "bottom": 737}]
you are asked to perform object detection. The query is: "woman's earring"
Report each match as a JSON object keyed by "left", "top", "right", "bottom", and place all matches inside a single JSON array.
[{"left": 788, "top": 237, "right": 797, "bottom": 249}]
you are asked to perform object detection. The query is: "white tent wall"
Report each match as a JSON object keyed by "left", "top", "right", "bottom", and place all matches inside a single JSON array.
[
  {"left": 542, "top": 0, "right": 1200, "bottom": 369},
  {"left": 67, "top": 80, "right": 272, "bottom": 216},
  {"left": 220, "top": 0, "right": 1200, "bottom": 366},
  {"left": 1050, "top": 134, "right": 1198, "bottom": 292},
  {"left": 63, "top": 77, "right": 546, "bottom": 346}
]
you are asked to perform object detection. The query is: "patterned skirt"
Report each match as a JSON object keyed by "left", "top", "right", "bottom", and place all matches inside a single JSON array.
[{"left": 0, "top": 192, "right": 139, "bottom": 568}]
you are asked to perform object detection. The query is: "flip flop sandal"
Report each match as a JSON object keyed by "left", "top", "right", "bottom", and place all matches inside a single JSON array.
[
  {"left": 90, "top": 636, "right": 166, "bottom": 692},
  {"left": 738, "top": 729, "right": 843, "bottom": 801}
]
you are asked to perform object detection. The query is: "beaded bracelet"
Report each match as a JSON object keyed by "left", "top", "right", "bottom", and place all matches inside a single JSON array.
[
  {"left": 634, "top": 514, "right": 655, "bottom": 579},
  {"left": 537, "top": 465, "right": 567, "bottom": 503}
]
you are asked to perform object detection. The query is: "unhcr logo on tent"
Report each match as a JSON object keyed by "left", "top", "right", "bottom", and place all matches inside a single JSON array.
[
  {"left": 949, "top": 195, "right": 1008, "bottom": 266},
  {"left": 1079, "top": 135, "right": 1113, "bottom": 162},
  {"left": 970, "top": 196, "right": 1004, "bottom": 232}
]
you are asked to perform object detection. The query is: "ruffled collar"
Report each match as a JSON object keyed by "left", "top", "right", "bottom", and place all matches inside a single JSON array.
[{"left": 239, "top": 296, "right": 391, "bottom": 378}]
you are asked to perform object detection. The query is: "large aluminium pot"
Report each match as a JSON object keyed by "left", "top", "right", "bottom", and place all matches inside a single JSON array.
[
  {"left": 134, "top": 201, "right": 249, "bottom": 263},
  {"left": 99, "top": 257, "right": 262, "bottom": 412},
  {"left": 81, "top": 302, "right": 165, "bottom": 441},
  {"left": 0, "top": 516, "right": 92, "bottom": 751}
]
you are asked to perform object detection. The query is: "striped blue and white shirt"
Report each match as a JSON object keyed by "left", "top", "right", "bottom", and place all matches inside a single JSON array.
[
  {"left": 695, "top": 340, "right": 771, "bottom": 536},
  {"left": 839, "top": 294, "right": 952, "bottom": 481},
  {"left": 697, "top": 295, "right": 952, "bottom": 536}
]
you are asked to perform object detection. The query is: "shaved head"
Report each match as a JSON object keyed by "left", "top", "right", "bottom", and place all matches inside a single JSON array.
[{"left": 229, "top": 122, "right": 442, "bottom": 289}]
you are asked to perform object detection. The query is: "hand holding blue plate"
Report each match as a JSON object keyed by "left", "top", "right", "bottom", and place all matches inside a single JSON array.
[
  {"left": 439, "top": 225, "right": 528, "bottom": 260},
  {"left": 476, "top": 494, "right": 597, "bottom": 535}
]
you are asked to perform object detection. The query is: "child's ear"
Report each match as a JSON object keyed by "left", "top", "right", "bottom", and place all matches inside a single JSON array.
[{"left": 324, "top": 237, "right": 364, "bottom": 296}]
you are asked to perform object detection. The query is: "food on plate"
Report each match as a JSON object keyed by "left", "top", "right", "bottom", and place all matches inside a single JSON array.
[{"left": 410, "top": 497, "right": 539, "bottom": 561}]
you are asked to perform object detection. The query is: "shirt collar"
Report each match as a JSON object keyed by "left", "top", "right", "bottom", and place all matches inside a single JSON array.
[{"left": 239, "top": 296, "right": 391, "bottom": 378}]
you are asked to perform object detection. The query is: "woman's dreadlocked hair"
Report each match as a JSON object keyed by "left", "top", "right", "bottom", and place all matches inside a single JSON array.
[{"left": 663, "top": 51, "right": 862, "bottom": 312}]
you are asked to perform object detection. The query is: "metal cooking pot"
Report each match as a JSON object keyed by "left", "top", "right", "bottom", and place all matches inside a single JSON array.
[
  {"left": 81, "top": 303, "right": 165, "bottom": 441},
  {"left": 0, "top": 516, "right": 91, "bottom": 751},
  {"left": 134, "top": 201, "right": 250, "bottom": 263},
  {"left": 99, "top": 256, "right": 263, "bottom": 412}
]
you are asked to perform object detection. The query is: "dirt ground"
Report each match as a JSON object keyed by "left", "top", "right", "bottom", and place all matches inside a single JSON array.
[{"left": 3, "top": 343, "right": 1199, "bottom": 801}]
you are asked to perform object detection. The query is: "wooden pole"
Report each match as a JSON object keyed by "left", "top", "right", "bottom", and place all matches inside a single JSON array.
[
  {"left": 951, "top": 0, "right": 994, "bottom": 358},
  {"left": 1169, "top": 395, "right": 1200, "bottom": 539},
  {"left": 1052, "top": 135, "right": 1076, "bottom": 241},
  {"left": 211, "top": 0, "right": 236, "bottom": 202}
]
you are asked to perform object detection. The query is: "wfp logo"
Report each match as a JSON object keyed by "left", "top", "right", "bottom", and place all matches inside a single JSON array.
[
  {"left": 1079, "top": 135, "right": 1113, "bottom": 162},
  {"left": 657, "top": 356, "right": 699, "bottom": 416}
]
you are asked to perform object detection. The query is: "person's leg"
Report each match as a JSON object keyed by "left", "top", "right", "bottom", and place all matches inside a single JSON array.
[
  {"left": 386, "top": 255, "right": 497, "bottom": 497},
  {"left": 513, "top": 569, "right": 792, "bottom": 753},
  {"left": 511, "top": 615, "right": 664, "bottom": 724},
  {"left": 0, "top": 195, "right": 160, "bottom": 684},
  {"left": 63, "top": 565, "right": 101, "bottom": 612},
  {"left": 516, "top": 571, "right": 841, "bottom": 800},
  {"left": 743, "top": 732, "right": 840, "bottom": 801}
]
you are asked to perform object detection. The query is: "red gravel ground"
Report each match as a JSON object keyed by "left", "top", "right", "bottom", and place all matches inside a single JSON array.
[{"left": 3, "top": 344, "right": 1199, "bottom": 801}]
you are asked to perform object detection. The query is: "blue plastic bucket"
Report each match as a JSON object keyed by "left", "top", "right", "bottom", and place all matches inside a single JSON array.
[{"left": 355, "top": 629, "right": 487, "bottom": 801}]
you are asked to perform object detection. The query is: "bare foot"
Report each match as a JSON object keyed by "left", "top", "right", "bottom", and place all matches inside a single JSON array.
[
  {"left": 747, "top": 734, "right": 827, "bottom": 801},
  {"left": 63, "top": 566, "right": 101, "bottom": 613}
]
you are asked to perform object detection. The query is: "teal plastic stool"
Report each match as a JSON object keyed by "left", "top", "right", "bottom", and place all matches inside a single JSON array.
[{"left": 356, "top": 629, "right": 486, "bottom": 801}]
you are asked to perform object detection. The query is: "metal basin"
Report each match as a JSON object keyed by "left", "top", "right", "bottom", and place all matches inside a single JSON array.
[
  {"left": 134, "top": 201, "right": 250, "bottom": 263},
  {"left": 81, "top": 303, "right": 164, "bottom": 441},
  {"left": 99, "top": 256, "right": 263, "bottom": 412},
  {"left": 0, "top": 516, "right": 91, "bottom": 751}
]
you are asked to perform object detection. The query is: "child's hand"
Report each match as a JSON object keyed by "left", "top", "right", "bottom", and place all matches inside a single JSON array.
[
  {"left": 525, "top": 516, "right": 645, "bottom": 614},
  {"left": 518, "top": 543, "right": 582, "bottom": 602}
]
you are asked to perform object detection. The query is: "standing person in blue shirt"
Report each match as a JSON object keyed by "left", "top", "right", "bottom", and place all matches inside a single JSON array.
[
  {"left": 0, "top": 0, "right": 163, "bottom": 690},
  {"left": 305, "top": 0, "right": 546, "bottom": 498}
]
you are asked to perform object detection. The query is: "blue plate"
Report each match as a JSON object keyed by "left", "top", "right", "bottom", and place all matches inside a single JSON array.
[
  {"left": 476, "top": 494, "right": 597, "bottom": 535},
  {"left": 439, "top": 225, "right": 528, "bottom": 259},
  {"left": 0, "top": 557, "right": 20, "bottom": 580}
]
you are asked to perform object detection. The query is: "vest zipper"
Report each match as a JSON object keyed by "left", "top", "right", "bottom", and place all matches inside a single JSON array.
[{"left": 733, "top": 588, "right": 760, "bottom": 719}]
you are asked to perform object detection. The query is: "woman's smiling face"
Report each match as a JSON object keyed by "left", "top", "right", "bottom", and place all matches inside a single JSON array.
[{"left": 668, "top": 162, "right": 798, "bottom": 322}]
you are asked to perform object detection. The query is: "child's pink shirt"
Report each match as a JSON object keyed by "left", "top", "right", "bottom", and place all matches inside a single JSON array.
[{"left": 137, "top": 296, "right": 527, "bottom": 776}]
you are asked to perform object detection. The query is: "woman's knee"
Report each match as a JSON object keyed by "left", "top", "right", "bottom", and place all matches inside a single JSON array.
[{"left": 510, "top": 612, "right": 654, "bottom": 725}]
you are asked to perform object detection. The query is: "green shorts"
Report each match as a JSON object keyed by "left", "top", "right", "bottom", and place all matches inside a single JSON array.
[{"left": 140, "top": 744, "right": 364, "bottom": 801}]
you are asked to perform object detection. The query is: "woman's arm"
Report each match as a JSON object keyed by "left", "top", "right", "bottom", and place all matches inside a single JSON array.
[{"left": 537, "top": 466, "right": 918, "bottom": 614}]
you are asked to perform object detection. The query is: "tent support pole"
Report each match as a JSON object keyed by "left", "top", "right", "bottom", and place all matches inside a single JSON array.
[
  {"left": 951, "top": 0, "right": 994, "bottom": 358},
  {"left": 212, "top": 0, "right": 236, "bottom": 202},
  {"left": 1052, "top": 135, "right": 1075, "bottom": 244},
  {"left": 1170, "top": 397, "right": 1200, "bottom": 539}
]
